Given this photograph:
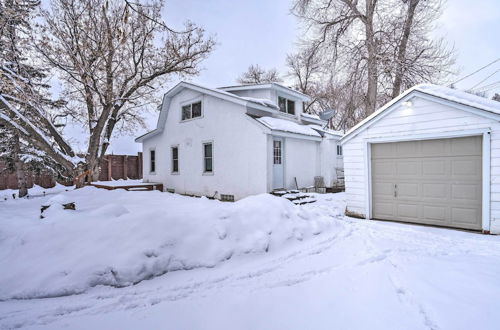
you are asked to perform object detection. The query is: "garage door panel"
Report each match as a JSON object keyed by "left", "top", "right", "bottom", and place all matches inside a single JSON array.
[
  {"left": 422, "top": 160, "right": 447, "bottom": 176},
  {"left": 423, "top": 205, "right": 447, "bottom": 222},
  {"left": 421, "top": 139, "right": 447, "bottom": 156},
  {"left": 397, "top": 203, "right": 419, "bottom": 218},
  {"left": 373, "top": 202, "right": 395, "bottom": 218},
  {"left": 372, "top": 182, "right": 394, "bottom": 197},
  {"left": 371, "top": 136, "right": 482, "bottom": 230},
  {"left": 451, "top": 137, "right": 482, "bottom": 156},
  {"left": 396, "top": 141, "right": 419, "bottom": 157},
  {"left": 371, "top": 143, "right": 395, "bottom": 158},
  {"left": 397, "top": 161, "right": 421, "bottom": 177},
  {"left": 451, "top": 184, "right": 481, "bottom": 201},
  {"left": 422, "top": 183, "right": 448, "bottom": 199},
  {"left": 372, "top": 160, "right": 394, "bottom": 176},
  {"left": 451, "top": 207, "right": 480, "bottom": 225},
  {"left": 397, "top": 183, "right": 419, "bottom": 199},
  {"left": 451, "top": 159, "right": 481, "bottom": 176}
]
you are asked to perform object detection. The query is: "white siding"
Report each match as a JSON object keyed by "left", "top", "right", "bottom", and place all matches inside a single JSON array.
[
  {"left": 143, "top": 89, "right": 267, "bottom": 200},
  {"left": 283, "top": 137, "right": 320, "bottom": 189},
  {"left": 343, "top": 96, "right": 500, "bottom": 233}
]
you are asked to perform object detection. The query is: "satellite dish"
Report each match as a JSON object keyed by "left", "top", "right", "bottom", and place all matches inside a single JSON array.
[{"left": 319, "top": 109, "right": 336, "bottom": 121}]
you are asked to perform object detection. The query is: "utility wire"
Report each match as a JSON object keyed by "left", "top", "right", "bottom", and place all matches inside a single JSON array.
[
  {"left": 449, "top": 57, "right": 500, "bottom": 86},
  {"left": 474, "top": 80, "right": 500, "bottom": 92},
  {"left": 470, "top": 68, "right": 500, "bottom": 90}
]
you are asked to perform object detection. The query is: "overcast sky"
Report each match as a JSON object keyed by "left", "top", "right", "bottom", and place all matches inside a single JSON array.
[{"left": 78, "top": 0, "right": 500, "bottom": 154}]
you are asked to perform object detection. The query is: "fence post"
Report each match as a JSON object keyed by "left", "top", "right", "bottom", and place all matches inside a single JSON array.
[
  {"left": 107, "top": 156, "right": 112, "bottom": 181},
  {"left": 123, "top": 155, "right": 128, "bottom": 179}
]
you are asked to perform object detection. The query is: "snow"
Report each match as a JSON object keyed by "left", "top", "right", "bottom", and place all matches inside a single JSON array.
[
  {"left": 0, "top": 183, "right": 73, "bottom": 200},
  {"left": 91, "top": 179, "right": 149, "bottom": 187},
  {"left": 344, "top": 83, "right": 500, "bottom": 140},
  {"left": 416, "top": 84, "right": 500, "bottom": 114},
  {"left": 1, "top": 190, "right": 500, "bottom": 330},
  {"left": 256, "top": 116, "right": 322, "bottom": 137},
  {"left": 0, "top": 187, "right": 338, "bottom": 300},
  {"left": 240, "top": 97, "right": 280, "bottom": 110}
]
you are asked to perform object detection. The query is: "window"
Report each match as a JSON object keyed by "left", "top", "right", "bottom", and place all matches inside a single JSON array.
[
  {"left": 278, "top": 96, "right": 295, "bottom": 115},
  {"left": 171, "top": 146, "right": 179, "bottom": 173},
  {"left": 337, "top": 145, "right": 343, "bottom": 156},
  {"left": 220, "top": 194, "right": 235, "bottom": 202},
  {"left": 181, "top": 101, "right": 202, "bottom": 120},
  {"left": 203, "top": 142, "right": 213, "bottom": 173},
  {"left": 150, "top": 149, "right": 156, "bottom": 173},
  {"left": 273, "top": 140, "right": 282, "bottom": 164}
]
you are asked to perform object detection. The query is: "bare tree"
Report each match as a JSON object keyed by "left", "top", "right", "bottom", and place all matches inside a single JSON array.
[
  {"left": 292, "top": 0, "right": 454, "bottom": 117},
  {"left": 493, "top": 93, "right": 500, "bottom": 102},
  {"left": 0, "top": 0, "right": 78, "bottom": 194},
  {"left": 35, "top": 0, "right": 215, "bottom": 179},
  {"left": 237, "top": 64, "right": 283, "bottom": 84}
]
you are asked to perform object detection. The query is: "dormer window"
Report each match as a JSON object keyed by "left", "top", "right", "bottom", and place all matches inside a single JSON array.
[
  {"left": 181, "top": 101, "right": 202, "bottom": 121},
  {"left": 278, "top": 96, "right": 295, "bottom": 115}
]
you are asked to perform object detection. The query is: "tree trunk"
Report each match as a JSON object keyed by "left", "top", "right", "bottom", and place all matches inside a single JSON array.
[
  {"left": 391, "top": 0, "right": 420, "bottom": 98},
  {"left": 364, "top": 0, "right": 378, "bottom": 115},
  {"left": 13, "top": 133, "right": 28, "bottom": 198}
]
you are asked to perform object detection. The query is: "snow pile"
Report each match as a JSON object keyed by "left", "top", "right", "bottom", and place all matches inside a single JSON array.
[
  {"left": 257, "top": 116, "right": 322, "bottom": 137},
  {"left": 0, "top": 187, "right": 343, "bottom": 300},
  {"left": 91, "top": 179, "right": 145, "bottom": 187},
  {"left": 0, "top": 183, "right": 72, "bottom": 200}
]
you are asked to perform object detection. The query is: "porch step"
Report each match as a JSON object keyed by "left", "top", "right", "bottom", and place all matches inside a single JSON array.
[{"left": 271, "top": 189, "right": 317, "bottom": 205}]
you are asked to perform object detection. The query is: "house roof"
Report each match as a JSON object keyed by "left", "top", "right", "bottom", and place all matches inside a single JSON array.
[
  {"left": 219, "top": 82, "right": 311, "bottom": 102},
  {"left": 135, "top": 81, "right": 284, "bottom": 142},
  {"left": 255, "top": 116, "right": 322, "bottom": 137},
  {"left": 341, "top": 84, "right": 500, "bottom": 143}
]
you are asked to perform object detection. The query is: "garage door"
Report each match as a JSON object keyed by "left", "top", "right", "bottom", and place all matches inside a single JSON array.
[{"left": 371, "top": 136, "right": 482, "bottom": 230}]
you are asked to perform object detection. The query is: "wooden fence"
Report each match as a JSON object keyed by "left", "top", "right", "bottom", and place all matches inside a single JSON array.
[{"left": 0, "top": 153, "right": 143, "bottom": 190}]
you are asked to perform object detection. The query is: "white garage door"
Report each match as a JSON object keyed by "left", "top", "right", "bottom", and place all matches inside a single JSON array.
[{"left": 371, "top": 136, "right": 482, "bottom": 230}]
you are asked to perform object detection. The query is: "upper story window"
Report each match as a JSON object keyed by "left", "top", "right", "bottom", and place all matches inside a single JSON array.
[
  {"left": 278, "top": 96, "right": 295, "bottom": 115},
  {"left": 181, "top": 101, "right": 202, "bottom": 121},
  {"left": 337, "top": 145, "right": 343, "bottom": 156}
]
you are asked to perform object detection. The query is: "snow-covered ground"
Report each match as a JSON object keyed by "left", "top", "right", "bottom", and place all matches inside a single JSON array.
[
  {"left": 1, "top": 188, "right": 500, "bottom": 330},
  {"left": 0, "top": 183, "right": 73, "bottom": 201}
]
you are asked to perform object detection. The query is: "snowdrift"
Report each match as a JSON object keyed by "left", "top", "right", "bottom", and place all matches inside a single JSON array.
[{"left": 0, "top": 187, "right": 343, "bottom": 300}]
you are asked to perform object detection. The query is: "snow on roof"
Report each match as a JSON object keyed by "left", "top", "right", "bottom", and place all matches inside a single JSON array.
[
  {"left": 308, "top": 124, "right": 343, "bottom": 137},
  {"left": 219, "top": 82, "right": 311, "bottom": 101},
  {"left": 301, "top": 113, "right": 322, "bottom": 120},
  {"left": 342, "top": 84, "right": 500, "bottom": 142},
  {"left": 256, "top": 116, "right": 321, "bottom": 137},
  {"left": 240, "top": 97, "right": 279, "bottom": 110},
  {"left": 415, "top": 84, "right": 500, "bottom": 114}
]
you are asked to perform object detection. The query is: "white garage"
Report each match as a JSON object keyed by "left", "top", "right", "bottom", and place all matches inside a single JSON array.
[{"left": 341, "top": 84, "right": 500, "bottom": 234}]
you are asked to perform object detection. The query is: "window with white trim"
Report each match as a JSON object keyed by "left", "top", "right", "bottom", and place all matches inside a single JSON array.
[
  {"left": 278, "top": 96, "right": 295, "bottom": 115},
  {"left": 181, "top": 101, "right": 202, "bottom": 121},
  {"left": 273, "top": 140, "right": 282, "bottom": 164},
  {"left": 337, "top": 145, "right": 343, "bottom": 156},
  {"left": 203, "top": 142, "right": 213, "bottom": 173},
  {"left": 171, "top": 146, "right": 179, "bottom": 173}
]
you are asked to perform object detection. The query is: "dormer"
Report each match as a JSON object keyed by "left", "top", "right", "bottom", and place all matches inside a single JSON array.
[{"left": 220, "top": 83, "right": 311, "bottom": 121}]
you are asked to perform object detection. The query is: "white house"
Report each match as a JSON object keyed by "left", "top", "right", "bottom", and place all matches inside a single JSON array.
[
  {"left": 135, "top": 81, "right": 343, "bottom": 201},
  {"left": 341, "top": 84, "right": 500, "bottom": 234}
]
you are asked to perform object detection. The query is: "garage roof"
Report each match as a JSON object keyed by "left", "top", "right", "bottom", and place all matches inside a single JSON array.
[{"left": 341, "top": 84, "right": 500, "bottom": 143}]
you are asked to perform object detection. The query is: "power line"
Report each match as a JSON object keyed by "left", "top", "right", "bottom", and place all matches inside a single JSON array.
[
  {"left": 449, "top": 57, "right": 500, "bottom": 86},
  {"left": 470, "top": 68, "right": 500, "bottom": 90},
  {"left": 474, "top": 80, "right": 500, "bottom": 92}
]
